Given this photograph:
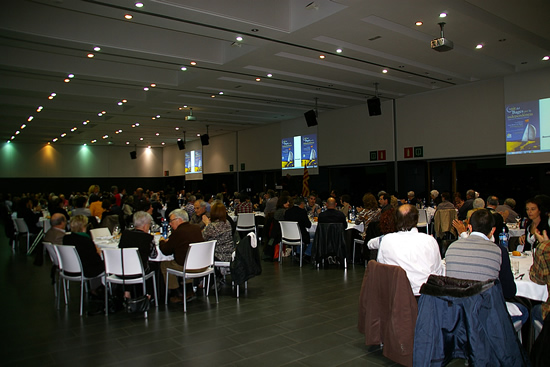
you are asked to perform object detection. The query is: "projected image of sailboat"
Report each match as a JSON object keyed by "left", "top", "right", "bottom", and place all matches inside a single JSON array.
[{"left": 517, "top": 123, "right": 540, "bottom": 151}]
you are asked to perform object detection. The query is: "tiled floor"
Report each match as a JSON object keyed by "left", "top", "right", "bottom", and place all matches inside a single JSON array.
[{"left": 2, "top": 234, "right": 464, "bottom": 367}]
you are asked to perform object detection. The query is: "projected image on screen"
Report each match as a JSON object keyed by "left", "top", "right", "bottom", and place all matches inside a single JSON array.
[
  {"left": 506, "top": 98, "right": 550, "bottom": 155},
  {"left": 282, "top": 134, "right": 317, "bottom": 170},
  {"left": 185, "top": 150, "right": 203, "bottom": 174}
]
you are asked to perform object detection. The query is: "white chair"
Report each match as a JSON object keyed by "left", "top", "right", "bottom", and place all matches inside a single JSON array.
[
  {"left": 90, "top": 227, "right": 111, "bottom": 240},
  {"left": 43, "top": 242, "right": 60, "bottom": 301},
  {"left": 236, "top": 213, "right": 256, "bottom": 236},
  {"left": 102, "top": 248, "right": 158, "bottom": 317},
  {"left": 279, "top": 221, "right": 303, "bottom": 267},
  {"left": 54, "top": 244, "right": 105, "bottom": 316},
  {"left": 417, "top": 209, "right": 429, "bottom": 234},
  {"left": 164, "top": 240, "right": 218, "bottom": 312},
  {"left": 353, "top": 238, "right": 364, "bottom": 266},
  {"left": 214, "top": 261, "right": 247, "bottom": 298},
  {"left": 14, "top": 218, "right": 31, "bottom": 251}
]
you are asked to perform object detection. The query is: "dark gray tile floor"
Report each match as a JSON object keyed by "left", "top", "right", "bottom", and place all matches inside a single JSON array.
[{"left": 2, "top": 236, "right": 465, "bottom": 367}]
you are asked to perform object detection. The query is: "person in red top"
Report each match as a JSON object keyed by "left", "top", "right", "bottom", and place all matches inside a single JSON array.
[{"left": 235, "top": 193, "right": 254, "bottom": 214}]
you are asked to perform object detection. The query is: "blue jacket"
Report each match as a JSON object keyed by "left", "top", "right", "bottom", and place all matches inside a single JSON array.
[{"left": 413, "top": 275, "right": 528, "bottom": 366}]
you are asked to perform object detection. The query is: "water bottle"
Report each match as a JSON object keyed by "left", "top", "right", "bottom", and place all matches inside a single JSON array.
[
  {"left": 349, "top": 206, "right": 356, "bottom": 221},
  {"left": 499, "top": 226, "right": 508, "bottom": 249},
  {"left": 161, "top": 218, "right": 169, "bottom": 238}
]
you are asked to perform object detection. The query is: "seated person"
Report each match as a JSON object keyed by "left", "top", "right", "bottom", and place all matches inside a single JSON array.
[
  {"left": 202, "top": 201, "right": 234, "bottom": 262},
  {"left": 63, "top": 215, "right": 104, "bottom": 279},
  {"left": 306, "top": 194, "right": 320, "bottom": 218},
  {"left": 318, "top": 197, "right": 347, "bottom": 227},
  {"left": 189, "top": 199, "right": 209, "bottom": 230},
  {"left": 377, "top": 204, "right": 443, "bottom": 296},
  {"left": 118, "top": 211, "right": 155, "bottom": 273},
  {"left": 284, "top": 197, "right": 312, "bottom": 255},
  {"left": 235, "top": 193, "right": 254, "bottom": 215},
  {"left": 71, "top": 196, "right": 91, "bottom": 217},
  {"left": 17, "top": 197, "right": 42, "bottom": 234},
  {"left": 355, "top": 193, "right": 381, "bottom": 239}
]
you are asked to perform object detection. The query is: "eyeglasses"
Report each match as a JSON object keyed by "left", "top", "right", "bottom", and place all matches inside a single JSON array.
[{"left": 169, "top": 218, "right": 179, "bottom": 223}]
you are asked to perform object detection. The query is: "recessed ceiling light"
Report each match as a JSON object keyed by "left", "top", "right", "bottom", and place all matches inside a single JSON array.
[
  {"left": 102, "top": 111, "right": 106, "bottom": 114},
  {"left": 181, "top": 66, "right": 187, "bottom": 71},
  {"left": 118, "top": 102, "right": 123, "bottom": 106},
  {"left": 64, "top": 78, "right": 70, "bottom": 82},
  {"left": 155, "top": 132, "right": 160, "bottom": 136},
  {"left": 175, "top": 127, "right": 180, "bottom": 130},
  {"left": 140, "top": 137, "right": 144, "bottom": 141},
  {"left": 27, "top": 116, "right": 33, "bottom": 121},
  {"left": 102, "top": 135, "right": 108, "bottom": 139},
  {"left": 336, "top": 48, "right": 343, "bottom": 53},
  {"left": 382, "top": 69, "right": 388, "bottom": 73},
  {"left": 93, "top": 46, "right": 101, "bottom": 51},
  {"left": 126, "top": 141, "right": 130, "bottom": 144},
  {"left": 319, "top": 55, "right": 325, "bottom": 59},
  {"left": 135, "top": 123, "right": 140, "bottom": 126},
  {"left": 475, "top": 44, "right": 483, "bottom": 49},
  {"left": 147, "top": 146, "right": 151, "bottom": 149},
  {"left": 48, "top": 96, "right": 54, "bottom": 100},
  {"left": 144, "top": 87, "right": 149, "bottom": 91},
  {"left": 98, "top": 113, "right": 103, "bottom": 116},
  {"left": 151, "top": 117, "right": 156, "bottom": 120},
  {"left": 211, "top": 95, "right": 216, "bottom": 98},
  {"left": 11, "top": 136, "right": 15, "bottom": 140},
  {"left": 61, "top": 133, "right": 67, "bottom": 138},
  {"left": 197, "top": 133, "right": 201, "bottom": 137},
  {"left": 439, "top": 12, "right": 447, "bottom": 18},
  {"left": 15, "top": 131, "right": 20, "bottom": 135},
  {"left": 162, "top": 142, "right": 165, "bottom": 145},
  {"left": 156, "top": 115, "right": 160, "bottom": 118},
  {"left": 415, "top": 21, "right": 423, "bottom": 26},
  {"left": 543, "top": 56, "right": 550, "bottom": 61},
  {"left": 68, "top": 74, "right": 74, "bottom": 78},
  {"left": 83, "top": 144, "right": 87, "bottom": 146},
  {"left": 37, "top": 106, "right": 43, "bottom": 112},
  {"left": 71, "top": 127, "right": 77, "bottom": 132},
  {"left": 190, "top": 61, "right": 197, "bottom": 65},
  {"left": 150, "top": 83, "right": 156, "bottom": 87},
  {"left": 87, "top": 53, "right": 94, "bottom": 58},
  {"left": 219, "top": 91, "right": 224, "bottom": 95},
  {"left": 236, "top": 36, "right": 243, "bottom": 41},
  {"left": 51, "top": 93, "right": 56, "bottom": 97},
  {"left": 83, "top": 121, "right": 88, "bottom": 125},
  {"left": 255, "top": 78, "right": 261, "bottom": 82},
  {"left": 251, "top": 28, "right": 259, "bottom": 32},
  {"left": 91, "top": 139, "right": 97, "bottom": 143},
  {"left": 267, "top": 73, "right": 273, "bottom": 77},
  {"left": 52, "top": 138, "right": 58, "bottom": 142},
  {"left": 122, "top": 99, "right": 127, "bottom": 103},
  {"left": 135, "top": 2, "right": 144, "bottom": 7},
  {"left": 21, "top": 124, "right": 26, "bottom": 129},
  {"left": 124, "top": 14, "right": 133, "bottom": 20}
]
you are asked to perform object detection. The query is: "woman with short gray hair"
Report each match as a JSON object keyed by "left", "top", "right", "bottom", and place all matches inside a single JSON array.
[{"left": 118, "top": 211, "right": 155, "bottom": 273}]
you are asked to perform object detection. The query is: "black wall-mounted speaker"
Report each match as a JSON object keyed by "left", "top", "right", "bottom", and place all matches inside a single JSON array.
[
  {"left": 200, "top": 134, "right": 210, "bottom": 146},
  {"left": 130, "top": 151, "right": 137, "bottom": 159},
  {"left": 367, "top": 97, "right": 382, "bottom": 116},
  {"left": 177, "top": 140, "right": 185, "bottom": 150},
  {"left": 304, "top": 109, "right": 318, "bottom": 127}
]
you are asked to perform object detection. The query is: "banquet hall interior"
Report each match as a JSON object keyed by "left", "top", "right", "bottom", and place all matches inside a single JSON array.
[{"left": 1, "top": 0, "right": 550, "bottom": 366}]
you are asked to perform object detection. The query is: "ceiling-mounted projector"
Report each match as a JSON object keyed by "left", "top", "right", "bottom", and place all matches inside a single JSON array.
[
  {"left": 431, "top": 22, "right": 453, "bottom": 52},
  {"left": 185, "top": 108, "right": 196, "bottom": 121}
]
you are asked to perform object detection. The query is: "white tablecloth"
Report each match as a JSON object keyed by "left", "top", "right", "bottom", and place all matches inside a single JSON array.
[
  {"left": 308, "top": 221, "right": 364, "bottom": 233},
  {"left": 95, "top": 235, "right": 174, "bottom": 262},
  {"left": 507, "top": 223, "right": 523, "bottom": 238},
  {"left": 512, "top": 252, "right": 548, "bottom": 302}
]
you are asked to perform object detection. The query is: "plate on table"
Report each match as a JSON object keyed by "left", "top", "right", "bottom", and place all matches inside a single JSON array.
[{"left": 510, "top": 253, "right": 528, "bottom": 258}]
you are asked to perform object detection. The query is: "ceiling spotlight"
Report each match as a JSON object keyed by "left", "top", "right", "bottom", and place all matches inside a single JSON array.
[
  {"left": 175, "top": 127, "right": 180, "bottom": 130},
  {"left": 197, "top": 133, "right": 201, "bottom": 137},
  {"left": 476, "top": 44, "right": 483, "bottom": 49},
  {"left": 135, "top": 123, "right": 140, "bottom": 126},
  {"left": 147, "top": 145, "right": 151, "bottom": 149},
  {"left": 190, "top": 61, "right": 197, "bottom": 65},
  {"left": 140, "top": 137, "right": 144, "bottom": 141},
  {"left": 135, "top": 2, "right": 144, "bottom": 7},
  {"left": 68, "top": 74, "right": 74, "bottom": 78},
  {"left": 255, "top": 78, "right": 261, "bottom": 82},
  {"left": 185, "top": 108, "right": 196, "bottom": 121},
  {"left": 132, "top": 124, "right": 136, "bottom": 128},
  {"left": 156, "top": 115, "right": 160, "bottom": 118},
  {"left": 87, "top": 53, "right": 94, "bottom": 58},
  {"left": 15, "top": 131, "right": 20, "bottom": 135},
  {"left": 27, "top": 116, "right": 34, "bottom": 122},
  {"left": 93, "top": 46, "right": 101, "bottom": 51},
  {"left": 267, "top": 73, "right": 273, "bottom": 77},
  {"left": 11, "top": 136, "right": 15, "bottom": 140},
  {"left": 91, "top": 139, "right": 97, "bottom": 143},
  {"left": 124, "top": 14, "right": 133, "bottom": 20},
  {"left": 48, "top": 96, "right": 54, "bottom": 100},
  {"left": 162, "top": 142, "right": 165, "bottom": 145},
  {"left": 83, "top": 120, "right": 89, "bottom": 125},
  {"left": 71, "top": 127, "right": 77, "bottom": 132},
  {"left": 51, "top": 93, "right": 56, "bottom": 97},
  {"left": 150, "top": 83, "right": 156, "bottom": 87},
  {"left": 83, "top": 144, "right": 87, "bottom": 146},
  {"left": 236, "top": 36, "right": 243, "bottom": 41},
  {"left": 126, "top": 141, "right": 130, "bottom": 145},
  {"left": 122, "top": 99, "right": 127, "bottom": 103},
  {"left": 21, "top": 124, "right": 26, "bottom": 129},
  {"left": 61, "top": 133, "right": 67, "bottom": 138},
  {"left": 439, "top": 12, "right": 447, "bottom": 17},
  {"left": 155, "top": 132, "right": 160, "bottom": 136},
  {"left": 64, "top": 79, "right": 70, "bottom": 83},
  {"left": 151, "top": 117, "right": 156, "bottom": 120},
  {"left": 102, "top": 135, "right": 108, "bottom": 139},
  {"left": 118, "top": 102, "right": 123, "bottom": 106},
  {"left": 415, "top": 21, "right": 423, "bottom": 26},
  {"left": 382, "top": 69, "right": 388, "bottom": 73},
  {"left": 336, "top": 48, "right": 343, "bottom": 53},
  {"left": 181, "top": 66, "right": 187, "bottom": 71},
  {"left": 219, "top": 91, "right": 224, "bottom": 95},
  {"left": 211, "top": 95, "right": 216, "bottom": 98},
  {"left": 144, "top": 87, "right": 149, "bottom": 91},
  {"left": 37, "top": 106, "right": 43, "bottom": 112},
  {"left": 98, "top": 113, "right": 103, "bottom": 116},
  {"left": 52, "top": 138, "right": 58, "bottom": 142},
  {"left": 543, "top": 56, "right": 550, "bottom": 61},
  {"left": 319, "top": 55, "right": 325, "bottom": 59}
]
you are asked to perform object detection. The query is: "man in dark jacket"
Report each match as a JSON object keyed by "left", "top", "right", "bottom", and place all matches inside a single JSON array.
[
  {"left": 159, "top": 209, "right": 203, "bottom": 302},
  {"left": 284, "top": 197, "right": 312, "bottom": 258},
  {"left": 318, "top": 197, "right": 347, "bottom": 226}
]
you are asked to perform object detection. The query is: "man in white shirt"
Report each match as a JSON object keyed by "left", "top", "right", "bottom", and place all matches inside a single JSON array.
[{"left": 377, "top": 204, "right": 443, "bottom": 296}]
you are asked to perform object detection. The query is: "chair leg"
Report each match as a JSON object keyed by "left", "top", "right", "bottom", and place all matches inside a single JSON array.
[
  {"left": 183, "top": 276, "right": 187, "bottom": 313},
  {"left": 164, "top": 272, "right": 170, "bottom": 305},
  {"left": 152, "top": 273, "right": 158, "bottom": 307},
  {"left": 213, "top": 272, "right": 218, "bottom": 304},
  {"left": 299, "top": 244, "right": 303, "bottom": 267},
  {"left": 79, "top": 280, "right": 84, "bottom": 316},
  {"left": 105, "top": 281, "right": 109, "bottom": 316}
]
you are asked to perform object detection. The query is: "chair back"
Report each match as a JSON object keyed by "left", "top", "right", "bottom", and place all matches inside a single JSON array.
[
  {"left": 103, "top": 248, "right": 144, "bottom": 277},
  {"left": 44, "top": 242, "right": 59, "bottom": 267},
  {"left": 279, "top": 221, "right": 302, "bottom": 244},
  {"left": 236, "top": 213, "right": 255, "bottom": 230},
  {"left": 184, "top": 240, "right": 216, "bottom": 271},
  {"left": 417, "top": 209, "right": 428, "bottom": 225},
  {"left": 15, "top": 218, "right": 29, "bottom": 233},
  {"left": 312, "top": 222, "right": 346, "bottom": 261},
  {"left": 433, "top": 209, "right": 457, "bottom": 239},
  {"left": 55, "top": 245, "right": 83, "bottom": 275},
  {"left": 90, "top": 227, "right": 111, "bottom": 240}
]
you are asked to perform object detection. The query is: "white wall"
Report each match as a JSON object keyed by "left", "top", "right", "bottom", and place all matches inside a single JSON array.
[
  {"left": 395, "top": 78, "right": 504, "bottom": 160},
  {"left": 237, "top": 123, "right": 281, "bottom": 171},
  {"left": 0, "top": 143, "right": 163, "bottom": 177},
  {"left": 203, "top": 132, "right": 237, "bottom": 174}
]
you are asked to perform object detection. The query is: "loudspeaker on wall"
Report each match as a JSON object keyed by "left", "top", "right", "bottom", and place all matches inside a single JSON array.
[
  {"left": 367, "top": 97, "right": 381, "bottom": 116},
  {"left": 304, "top": 109, "right": 318, "bottom": 127},
  {"left": 130, "top": 151, "right": 137, "bottom": 159},
  {"left": 177, "top": 140, "right": 185, "bottom": 150},
  {"left": 200, "top": 134, "right": 210, "bottom": 146}
]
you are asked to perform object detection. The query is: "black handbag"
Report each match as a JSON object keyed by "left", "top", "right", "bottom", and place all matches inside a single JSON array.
[{"left": 121, "top": 249, "right": 150, "bottom": 314}]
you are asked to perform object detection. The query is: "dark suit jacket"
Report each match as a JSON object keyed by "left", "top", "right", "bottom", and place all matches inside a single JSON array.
[
  {"left": 318, "top": 208, "right": 347, "bottom": 227},
  {"left": 43, "top": 227, "right": 66, "bottom": 245},
  {"left": 284, "top": 205, "right": 311, "bottom": 244},
  {"left": 159, "top": 222, "right": 203, "bottom": 266},
  {"left": 458, "top": 198, "right": 474, "bottom": 220},
  {"left": 17, "top": 207, "right": 42, "bottom": 234},
  {"left": 62, "top": 232, "right": 104, "bottom": 277},
  {"left": 118, "top": 229, "right": 154, "bottom": 271}
]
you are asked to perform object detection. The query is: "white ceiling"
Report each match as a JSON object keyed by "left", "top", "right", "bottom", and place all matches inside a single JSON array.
[{"left": 1, "top": 0, "right": 549, "bottom": 147}]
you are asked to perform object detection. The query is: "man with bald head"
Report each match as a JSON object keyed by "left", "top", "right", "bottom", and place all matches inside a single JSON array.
[
  {"left": 35, "top": 213, "right": 67, "bottom": 266},
  {"left": 377, "top": 204, "right": 443, "bottom": 296},
  {"left": 317, "top": 197, "right": 347, "bottom": 227}
]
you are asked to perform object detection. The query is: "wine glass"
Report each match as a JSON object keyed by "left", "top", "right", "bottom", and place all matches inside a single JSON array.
[{"left": 515, "top": 216, "right": 521, "bottom": 229}]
